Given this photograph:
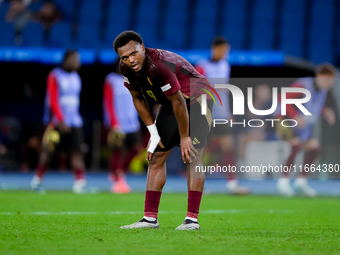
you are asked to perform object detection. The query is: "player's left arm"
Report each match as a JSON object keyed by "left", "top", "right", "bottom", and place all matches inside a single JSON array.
[
  {"left": 157, "top": 60, "right": 198, "bottom": 163},
  {"left": 167, "top": 91, "right": 198, "bottom": 164}
]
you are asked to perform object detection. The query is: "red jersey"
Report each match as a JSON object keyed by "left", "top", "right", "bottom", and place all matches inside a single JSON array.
[{"left": 120, "top": 48, "right": 211, "bottom": 109}]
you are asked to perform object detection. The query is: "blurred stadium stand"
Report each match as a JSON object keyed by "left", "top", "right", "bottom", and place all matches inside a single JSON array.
[
  {"left": 0, "top": 0, "right": 339, "bottom": 65},
  {"left": 0, "top": 0, "right": 340, "bottom": 174}
]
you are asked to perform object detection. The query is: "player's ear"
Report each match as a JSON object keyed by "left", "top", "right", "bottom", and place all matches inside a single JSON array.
[{"left": 141, "top": 43, "right": 145, "bottom": 53}]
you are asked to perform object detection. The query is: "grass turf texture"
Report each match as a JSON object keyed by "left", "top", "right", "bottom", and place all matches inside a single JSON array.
[{"left": 0, "top": 191, "right": 339, "bottom": 255}]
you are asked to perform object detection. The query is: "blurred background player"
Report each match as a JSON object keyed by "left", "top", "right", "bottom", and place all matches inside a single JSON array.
[
  {"left": 103, "top": 58, "right": 142, "bottom": 193},
  {"left": 195, "top": 36, "right": 249, "bottom": 195},
  {"left": 30, "top": 49, "right": 89, "bottom": 194},
  {"left": 277, "top": 63, "right": 337, "bottom": 197}
]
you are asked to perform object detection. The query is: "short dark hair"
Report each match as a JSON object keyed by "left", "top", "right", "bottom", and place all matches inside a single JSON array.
[
  {"left": 113, "top": 30, "right": 144, "bottom": 53},
  {"left": 62, "top": 49, "right": 78, "bottom": 63},
  {"left": 211, "top": 36, "right": 229, "bottom": 47},
  {"left": 315, "top": 62, "right": 337, "bottom": 76}
]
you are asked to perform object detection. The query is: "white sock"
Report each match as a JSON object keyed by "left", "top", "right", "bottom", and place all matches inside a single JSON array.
[
  {"left": 143, "top": 216, "right": 156, "bottom": 222},
  {"left": 185, "top": 217, "right": 198, "bottom": 222}
]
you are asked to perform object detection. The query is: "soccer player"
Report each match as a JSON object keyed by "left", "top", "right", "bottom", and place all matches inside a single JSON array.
[
  {"left": 30, "top": 50, "right": 89, "bottom": 194},
  {"left": 277, "top": 63, "right": 337, "bottom": 197},
  {"left": 103, "top": 59, "right": 142, "bottom": 193},
  {"left": 114, "top": 30, "right": 213, "bottom": 230},
  {"left": 195, "top": 36, "right": 249, "bottom": 194}
]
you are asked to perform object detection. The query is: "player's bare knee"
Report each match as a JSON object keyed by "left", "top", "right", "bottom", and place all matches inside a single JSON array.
[
  {"left": 148, "top": 152, "right": 167, "bottom": 169},
  {"left": 304, "top": 139, "right": 319, "bottom": 150}
]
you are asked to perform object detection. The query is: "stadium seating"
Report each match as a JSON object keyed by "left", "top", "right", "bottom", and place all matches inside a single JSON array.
[
  {"left": 250, "top": 0, "right": 276, "bottom": 50},
  {"left": 280, "top": 0, "right": 305, "bottom": 58},
  {"left": 0, "top": 0, "right": 338, "bottom": 64},
  {"left": 22, "top": 23, "right": 44, "bottom": 47}
]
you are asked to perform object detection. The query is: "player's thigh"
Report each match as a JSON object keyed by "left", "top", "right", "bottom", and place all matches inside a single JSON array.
[
  {"left": 155, "top": 106, "right": 180, "bottom": 152},
  {"left": 189, "top": 99, "right": 213, "bottom": 149}
]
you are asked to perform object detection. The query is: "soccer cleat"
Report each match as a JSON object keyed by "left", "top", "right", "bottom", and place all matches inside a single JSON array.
[
  {"left": 226, "top": 179, "right": 250, "bottom": 195},
  {"left": 294, "top": 178, "right": 317, "bottom": 197},
  {"left": 277, "top": 178, "right": 294, "bottom": 197},
  {"left": 111, "top": 180, "right": 131, "bottom": 194},
  {"left": 120, "top": 218, "right": 159, "bottom": 229},
  {"left": 30, "top": 176, "right": 45, "bottom": 193},
  {"left": 72, "top": 180, "right": 99, "bottom": 194},
  {"left": 175, "top": 219, "right": 200, "bottom": 230}
]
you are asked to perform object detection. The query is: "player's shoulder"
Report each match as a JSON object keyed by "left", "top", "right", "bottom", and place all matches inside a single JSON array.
[
  {"left": 195, "top": 58, "right": 209, "bottom": 66},
  {"left": 105, "top": 72, "right": 122, "bottom": 83},
  {"left": 50, "top": 67, "right": 61, "bottom": 75},
  {"left": 293, "top": 77, "right": 313, "bottom": 87}
]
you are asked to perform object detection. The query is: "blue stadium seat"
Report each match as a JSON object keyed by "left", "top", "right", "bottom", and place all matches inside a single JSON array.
[
  {"left": 54, "top": 0, "right": 75, "bottom": 21},
  {"left": 280, "top": 0, "right": 305, "bottom": 58},
  {"left": 250, "top": 0, "right": 276, "bottom": 50},
  {"left": 162, "top": 0, "right": 189, "bottom": 49},
  {"left": 106, "top": 0, "right": 132, "bottom": 47},
  {"left": 77, "top": 0, "right": 102, "bottom": 49},
  {"left": 222, "top": 0, "right": 247, "bottom": 49},
  {"left": 191, "top": 0, "right": 218, "bottom": 49},
  {"left": 0, "top": 22, "right": 15, "bottom": 46},
  {"left": 49, "top": 21, "right": 72, "bottom": 47},
  {"left": 309, "top": 0, "right": 334, "bottom": 63},
  {"left": 0, "top": 1, "right": 9, "bottom": 18},
  {"left": 22, "top": 23, "right": 44, "bottom": 47},
  {"left": 134, "top": 0, "right": 162, "bottom": 48}
]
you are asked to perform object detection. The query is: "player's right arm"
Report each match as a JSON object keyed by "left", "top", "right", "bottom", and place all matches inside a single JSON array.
[
  {"left": 46, "top": 72, "right": 69, "bottom": 132},
  {"left": 128, "top": 89, "right": 164, "bottom": 160}
]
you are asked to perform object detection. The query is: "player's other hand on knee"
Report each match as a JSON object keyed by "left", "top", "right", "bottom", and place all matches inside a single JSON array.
[
  {"left": 57, "top": 121, "right": 70, "bottom": 133},
  {"left": 180, "top": 137, "right": 198, "bottom": 164},
  {"left": 323, "top": 107, "right": 336, "bottom": 126}
]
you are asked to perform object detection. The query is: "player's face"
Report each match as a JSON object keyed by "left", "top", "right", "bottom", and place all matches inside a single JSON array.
[
  {"left": 316, "top": 74, "right": 335, "bottom": 90},
  {"left": 211, "top": 44, "right": 230, "bottom": 61},
  {"left": 65, "top": 53, "right": 81, "bottom": 71},
  {"left": 117, "top": 40, "right": 146, "bottom": 72}
]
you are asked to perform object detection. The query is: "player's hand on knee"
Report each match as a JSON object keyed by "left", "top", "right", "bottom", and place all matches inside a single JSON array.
[
  {"left": 146, "top": 124, "right": 164, "bottom": 161},
  {"left": 180, "top": 137, "right": 197, "bottom": 164},
  {"left": 57, "top": 121, "right": 70, "bottom": 133},
  {"left": 146, "top": 139, "right": 164, "bottom": 161}
]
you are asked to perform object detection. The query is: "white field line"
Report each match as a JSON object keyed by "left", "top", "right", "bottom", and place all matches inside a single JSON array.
[{"left": 0, "top": 209, "right": 294, "bottom": 216}]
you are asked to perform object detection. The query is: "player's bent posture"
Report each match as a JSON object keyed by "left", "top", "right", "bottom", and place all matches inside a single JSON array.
[
  {"left": 277, "top": 63, "right": 337, "bottom": 197},
  {"left": 31, "top": 50, "right": 89, "bottom": 194},
  {"left": 114, "top": 31, "right": 213, "bottom": 230}
]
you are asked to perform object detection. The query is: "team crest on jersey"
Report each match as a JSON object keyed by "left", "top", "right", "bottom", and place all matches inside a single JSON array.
[
  {"left": 161, "top": 83, "right": 172, "bottom": 92},
  {"left": 157, "top": 49, "right": 163, "bottom": 53},
  {"left": 123, "top": 76, "right": 130, "bottom": 84}
]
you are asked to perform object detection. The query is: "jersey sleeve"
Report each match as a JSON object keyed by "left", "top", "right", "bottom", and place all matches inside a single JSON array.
[
  {"left": 195, "top": 64, "right": 205, "bottom": 75},
  {"left": 103, "top": 79, "right": 120, "bottom": 128},
  {"left": 156, "top": 60, "right": 181, "bottom": 97},
  {"left": 46, "top": 72, "right": 64, "bottom": 122}
]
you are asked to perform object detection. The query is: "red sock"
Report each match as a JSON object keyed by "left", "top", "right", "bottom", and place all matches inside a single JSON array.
[
  {"left": 110, "top": 150, "right": 123, "bottom": 180},
  {"left": 144, "top": 190, "right": 162, "bottom": 218},
  {"left": 73, "top": 167, "right": 85, "bottom": 180},
  {"left": 186, "top": 191, "right": 203, "bottom": 219},
  {"left": 222, "top": 151, "right": 236, "bottom": 180},
  {"left": 122, "top": 147, "right": 139, "bottom": 171},
  {"left": 301, "top": 147, "right": 320, "bottom": 176},
  {"left": 284, "top": 144, "right": 302, "bottom": 176},
  {"left": 35, "top": 164, "right": 47, "bottom": 179}
]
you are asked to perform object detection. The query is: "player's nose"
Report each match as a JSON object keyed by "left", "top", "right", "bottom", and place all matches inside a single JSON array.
[{"left": 129, "top": 56, "right": 135, "bottom": 63}]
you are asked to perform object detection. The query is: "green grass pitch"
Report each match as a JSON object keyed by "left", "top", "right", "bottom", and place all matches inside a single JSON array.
[{"left": 0, "top": 191, "right": 339, "bottom": 255}]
